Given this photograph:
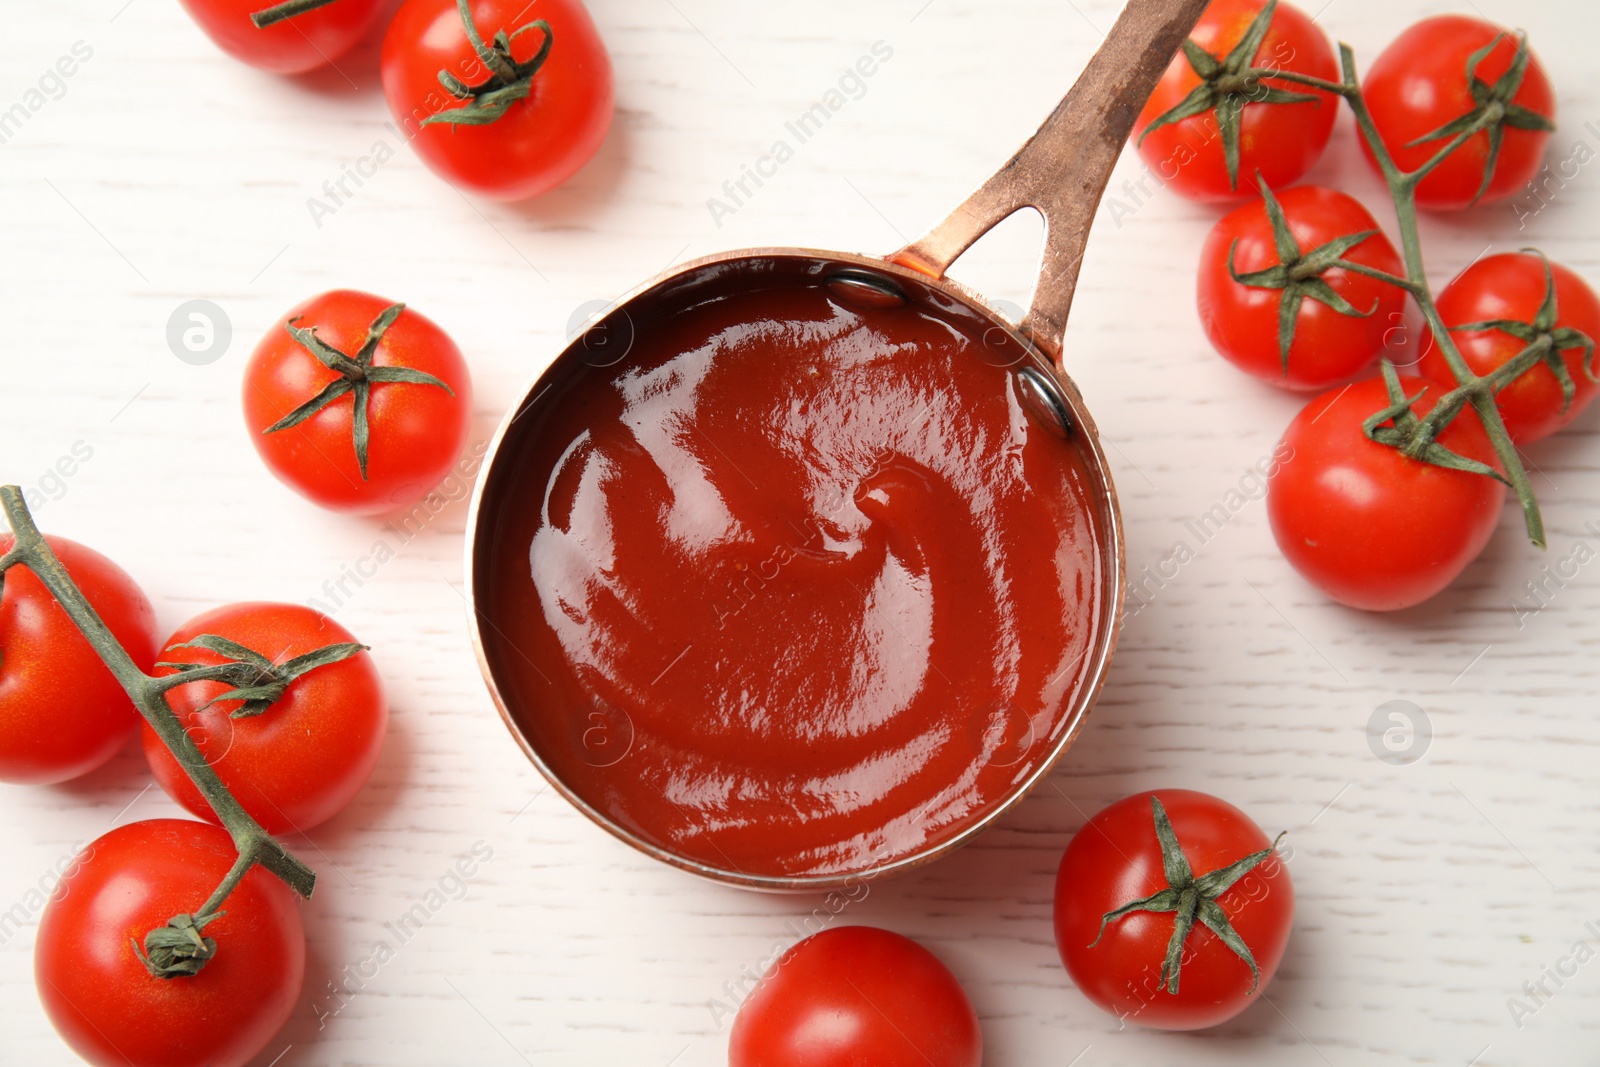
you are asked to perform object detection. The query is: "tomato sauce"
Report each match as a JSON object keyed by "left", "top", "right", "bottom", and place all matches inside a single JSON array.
[{"left": 479, "top": 272, "right": 1105, "bottom": 878}]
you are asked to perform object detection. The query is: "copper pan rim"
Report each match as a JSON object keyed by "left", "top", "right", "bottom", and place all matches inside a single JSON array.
[{"left": 463, "top": 245, "right": 1126, "bottom": 892}]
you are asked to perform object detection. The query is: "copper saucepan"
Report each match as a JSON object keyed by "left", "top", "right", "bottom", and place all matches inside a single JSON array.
[{"left": 465, "top": 0, "right": 1209, "bottom": 890}]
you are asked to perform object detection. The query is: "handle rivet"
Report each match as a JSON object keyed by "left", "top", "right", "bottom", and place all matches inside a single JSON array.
[
  {"left": 1015, "top": 365, "right": 1073, "bottom": 439},
  {"left": 825, "top": 268, "right": 908, "bottom": 310}
]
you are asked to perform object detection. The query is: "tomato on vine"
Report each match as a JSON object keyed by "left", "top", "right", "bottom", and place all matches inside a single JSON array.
[
  {"left": 143, "top": 603, "right": 387, "bottom": 835},
  {"left": 381, "top": 0, "right": 614, "bottom": 200},
  {"left": 1419, "top": 253, "right": 1599, "bottom": 444},
  {"left": 1361, "top": 16, "right": 1554, "bottom": 210},
  {"left": 35, "top": 820, "right": 305, "bottom": 1067},
  {"left": 1199, "top": 183, "right": 1407, "bottom": 390},
  {"left": 1132, "top": 0, "right": 1338, "bottom": 202},
  {"left": 1054, "top": 790, "right": 1291, "bottom": 1030},
  {"left": 1267, "top": 370, "right": 1506, "bottom": 611},
  {"left": 179, "top": 0, "right": 387, "bottom": 75},
  {"left": 729, "top": 926, "right": 982, "bottom": 1067},
  {"left": 242, "top": 290, "right": 473, "bottom": 515},
  {"left": 0, "top": 535, "right": 158, "bottom": 784}
]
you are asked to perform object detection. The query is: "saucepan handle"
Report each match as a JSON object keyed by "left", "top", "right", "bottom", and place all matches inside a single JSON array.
[{"left": 889, "top": 0, "right": 1208, "bottom": 364}]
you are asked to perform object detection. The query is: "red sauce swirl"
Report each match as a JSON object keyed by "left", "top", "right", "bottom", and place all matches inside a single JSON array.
[{"left": 481, "top": 276, "right": 1105, "bottom": 878}]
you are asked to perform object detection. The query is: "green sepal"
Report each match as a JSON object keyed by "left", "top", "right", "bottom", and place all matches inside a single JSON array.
[
  {"left": 356, "top": 302, "right": 405, "bottom": 359},
  {"left": 276, "top": 641, "right": 369, "bottom": 679},
  {"left": 1161, "top": 888, "right": 1200, "bottom": 993},
  {"left": 1297, "top": 230, "right": 1380, "bottom": 274},
  {"left": 165, "top": 635, "right": 275, "bottom": 671},
  {"left": 367, "top": 365, "right": 454, "bottom": 391},
  {"left": 205, "top": 686, "right": 284, "bottom": 718},
  {"left": 1197, "top": 897, "right": 1260, "bottom": 992},
  {"left": 1224, "top": 0, "right": 1279, "bottom": 72},
  {"left": 352, "top": 379, "right": 371, "bottom": 479},
  {"left": 1151, "top": 794, "right": 1195, "bottom": 885},
  {"left": 1193, "top": 831, "right": 1289, "bottom": 899},
  {"left": 1138, "top": 82, "right": 1219, "bottom": 143},
  {"left": 1216, "top": 93, "right": 1246, "bottom": 193},
  {"left": 1090, "top": 887, "right": 1180, "bottom": 948},
  {"left": 1181, "top": 37, "right": 1221, "bottom": 80},
  {"left": 423, "top": 78, "right": 535, "bottom": 127},
  {"left": 284, "top": 319, "right": 362, "bottom": 377},
  {"left": 263, "top": 378, "right": 354, "bottom": 434}
]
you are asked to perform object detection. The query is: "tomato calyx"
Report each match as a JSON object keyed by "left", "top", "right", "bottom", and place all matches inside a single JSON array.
[
  {"left": 263, "top": 302, "right": 456, "bottom": 480},
  {"left": 420, "top": 0, "right": 554, "bottom": 128},
  {"left": 133, "top": 911, "right": 220, "bottom": 979},
  {"left": 249, "top": 0, "right": 340, "bottom": 29},
  {"left": 1228, "top": 178, "right": 1403, "bottom": 376},
  {"left": 1451, "top": 250, "right": 1599, "bottom": 415},
  {"left": 1090, "top": 795, "right": 1286, "bottom": 995},
  {"left": 1137, "top": 0, "right": 1322, "bottom": 191},
  {"left": 1363, "top": 254, "right": 1595, "bottom": 483},
  {"left": 1402, "top": 30, "right": 1554, "bottom": 207},
  {"left": 157, "top": 633, "right": 368, "bottom": 720},
  {"left": 1361, "top": 360, "right": 1507, "bottom": 481}
]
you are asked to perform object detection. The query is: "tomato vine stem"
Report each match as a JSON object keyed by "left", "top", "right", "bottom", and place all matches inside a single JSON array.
[
  {"left": 250, "top": 0, "right": 340, "bottom": 30},
  {"left": 0, "top": 485, "right": 315, "bottom": 976},
  {"left": 1272, "top": 43, "right": 1548, "bottom": 548}
]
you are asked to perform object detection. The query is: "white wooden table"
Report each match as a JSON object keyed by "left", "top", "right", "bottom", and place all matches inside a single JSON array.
[{"left": 4, "top": 0, "right": 1599, "bottom": 1063}]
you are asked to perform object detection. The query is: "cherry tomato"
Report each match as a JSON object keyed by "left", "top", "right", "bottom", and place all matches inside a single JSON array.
[
  {"left": 1054, "top": 790, "right": 1292, "bottom": 1031},
  {"left": 729, "top": 926, "right": 982, "bottom": 1067},
  {"left": 143, "top": 602, "right": 386, "bottom": 835},
  {"left": 0, "top": 535, "right": 158, "bottom": 785},
  {"left": 1267, "top": 375, "right": 1505, "bottom": 610},
  {"left": 179, "top": 0, "right": 387, "bottom": 75},
  {"left": 1132, "top": 0, "right": 1338, "bottom": 202},
  {"left": 1199, "top": 185, "right": 1407, "bottom": 390},
  {"left": 1419, "top": 253, "right": 1600, "bottom": 444},
  {"left": 35, "top": 819, "right": 304, "bottom": 1067},
  {"left": 242, "top": 289, "right": 473, "bottom": 515},
  {"left": 1361, "top": 16, "right": 1554, "bottom": 210},
  {"left": 381, "top": 0, "right": 614, "bottom": 200}
]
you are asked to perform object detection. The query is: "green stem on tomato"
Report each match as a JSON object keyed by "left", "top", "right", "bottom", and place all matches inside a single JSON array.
[
  {"left": 250, "top": 0, "right": 340, "bottom": 30},
  {"left": 1258, "top": 67, "right": 1349, "bottom": 98},
  {"left": 1274, "top": 47, "right": 1548, "bottom": 547},
  {"left": 196, "top": 849, "right": 258, "bottom": 918},
  {"left": 420, "top": 2, "right": 554, "bottom": 128},
  {"left": 0, "top": 486, "right": 315, "bottom": 974},
  {"left": 1324, "top": 258, "right": 1421, "bottom": 295}
]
